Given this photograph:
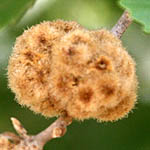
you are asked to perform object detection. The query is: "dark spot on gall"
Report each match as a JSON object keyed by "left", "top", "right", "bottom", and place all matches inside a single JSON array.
[
  {"left": 67, "top": 47, "right": 76, "bottom": 56},
  {"left": 64, "top": 26, "right": 72, "bottom": 32},
  {"left": 96, "top": 57, "right": 110, "bottom": 70},
  {"left": 39, "top": 35, "right": 46, "bottom": 44},
  {"left": 101, "top": 85, "right": 115, "bottom": 97},
  {"left": 24, "top": 52, "right": 34, "bottom": 61},
  {"left": 79, "top": 88, "right": 93, "bottom": 103},
  {"left": 72, "top": 77, "right": 79, "bottom": 86}
]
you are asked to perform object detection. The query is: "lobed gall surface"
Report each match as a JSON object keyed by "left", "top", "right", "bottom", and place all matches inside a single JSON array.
[{"left": 8, "top": 20, "right": 138, "bottom": 122}]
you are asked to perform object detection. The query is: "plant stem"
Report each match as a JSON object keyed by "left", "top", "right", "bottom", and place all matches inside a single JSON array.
[
  {"left": 111, "top": 11, "right": 132, "bottom": 38},
  {"left": 35, "top": 116, "right": 72, "bottom": 147}
]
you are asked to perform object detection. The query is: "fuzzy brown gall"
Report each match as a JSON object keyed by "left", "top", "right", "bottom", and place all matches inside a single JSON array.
[{"left": 8, "top": 20, "right": 138, "bottom": 121}]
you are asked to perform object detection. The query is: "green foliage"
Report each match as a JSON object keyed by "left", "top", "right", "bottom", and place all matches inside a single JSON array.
[
  {"left": 120, "top": 0, "right": 150, "bottom": 33},
  {"left": 0, "top": 0, "right": 35, "bottom": 29}
]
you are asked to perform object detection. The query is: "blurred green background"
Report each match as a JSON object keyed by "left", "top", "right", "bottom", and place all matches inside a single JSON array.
[{"left": 0, "top": 0, "right": 150, "bottom": 150}]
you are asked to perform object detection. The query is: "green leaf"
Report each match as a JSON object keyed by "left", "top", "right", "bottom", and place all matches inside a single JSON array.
[
  {"left": 119, "top": 0, "right": 150, "bottom": 33},
  {"left": 0, "top": 0, "right": 36, "bottom": 29}
]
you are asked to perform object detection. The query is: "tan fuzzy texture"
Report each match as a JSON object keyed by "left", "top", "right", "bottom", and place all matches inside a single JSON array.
[
  {"left": 0, "top": 136, "right": 15, "bottom": 150},
  {"left": 8, "top": 20, "right": 138, "bottom": 121}
]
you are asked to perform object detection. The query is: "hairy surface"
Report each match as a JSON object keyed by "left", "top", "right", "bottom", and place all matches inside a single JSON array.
[
  {"left": 8, "top": 20, "right": 138, "bottom": 121},
  {"left": 0, "top": 135, "right": 15, "bottom": 150}
]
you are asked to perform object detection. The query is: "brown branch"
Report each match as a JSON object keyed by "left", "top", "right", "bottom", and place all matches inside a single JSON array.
[
  {"left": 0, "top": 117, "right": 72, "bottom": 150},
  {"left": 35, "top": 116, "right": 72, "bottom": 147},
  {"left": 111, "top": 11, "right": 132, "bottom": 38}
]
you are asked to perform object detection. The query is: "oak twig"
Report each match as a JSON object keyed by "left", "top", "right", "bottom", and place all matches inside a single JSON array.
[
  {"left": 35, "top": 116, "right": 72, "bottom": 147},
  {"left": 111, "top": 11, "right": 132, "bottom": 38},
  {"left": 0, "top": 117, "right": 72, "bottom": 150}
]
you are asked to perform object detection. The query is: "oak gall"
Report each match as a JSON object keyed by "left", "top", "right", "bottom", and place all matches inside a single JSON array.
[{"left": 8, "top": 20, "right": 138, "bottom": 121}]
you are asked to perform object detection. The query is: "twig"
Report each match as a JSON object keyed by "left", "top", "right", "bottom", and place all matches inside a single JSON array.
[
  {"left": 11, "top": 117, "right": 28, "bottom": 138},
  {"left": 0, "top": 117, "right": 72, "bottom": 150},
  {"left": 35, "top": 116, "right": 72, "bottom": 147},
  {"left": 111, "top": 11, "right": 132, "bottom": 38}
]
